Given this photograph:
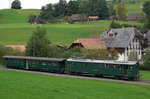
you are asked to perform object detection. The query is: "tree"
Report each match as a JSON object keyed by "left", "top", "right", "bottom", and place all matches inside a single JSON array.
[
  {"left": 53, "top": 0, "right": 67, "bottom": 17},
  {"left": 143, "top": 50, "right": 150, "bottom": 70},
  {"left": 108, "top": 3, "right": 116, "bottom": 16},
  {"left": 25, "top": 27, "right": 51, "bottom": 57},
  {"left": 28, "top": 14, "right": 36, "bottom": 24},
  {"left": 85, "top": 0, "right": 109, "bottom": 19},
  {"left": 11, "top": 0, "right": 22, "bottom": 9},
  {"left": 116, "top": 2, "right": 127, "bottom": 21},
  {"left": 143, "top": 1, "right": 150, "bottom": 31},
  {"left": 68, "top": 1, "right": 79, "bottom": 15},
  {"left": 39, "top": 4, "right": 54, "bottom": 20},
  {"left": 78, "top": 3, "right": 85, "bottom": 14}
]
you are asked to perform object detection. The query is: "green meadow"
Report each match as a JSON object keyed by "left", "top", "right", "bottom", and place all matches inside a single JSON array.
[
  {"left": 0, "top": 4, "right": 144, "bottom": 46},
  {"left": 0, "top": 70, "right": 150, "bottom": 99}
]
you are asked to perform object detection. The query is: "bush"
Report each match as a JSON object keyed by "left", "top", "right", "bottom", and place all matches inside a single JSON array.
[
  {"left": 0, "top": 46, "right": 24, "bottom": 64},
  {"left": 143, "top": 50, "right": 150, "bottom": 70}
]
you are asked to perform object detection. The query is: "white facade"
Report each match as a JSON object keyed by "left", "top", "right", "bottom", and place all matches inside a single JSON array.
[{"left": 117, "top": 37, "right": 142, "bottom": 61}]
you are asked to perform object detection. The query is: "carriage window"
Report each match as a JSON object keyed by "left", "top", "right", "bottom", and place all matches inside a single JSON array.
[
  {"left": 48, "top": 62, "right": 51, "bottom": 65},
  {"left": 118, "top": 65, "right": 122, "bottom": 70},
  {"left": 130, "top": 66, "right": 133, "bottom": 70},
  {"left": 84, "top": 63, "right": 87, "bottom": 66},
  {"left": 99, "top": 65, "right": 103, "bottom": 68},
  {"left": 53, "top": 62, "right": 57, "bottom": 66},
  {"left": 104, "top": 64, "right": 107, "bottom": 68},
  {"left": 113, "top": 65, "right": 115, "bottom": 69},
  {"left": 33, "top": 61, "right": 36, "bottom": 64},
  {"left": 37, "top": 61, "right": 40, "bottom": 64},
  {"left": 72, "top": 62, "right": 74, "bottom": 66},
  {"left": 29, "top": 61, "right": 32, "bottom": 64},
  {"left": 107, "top": 64, "right": 109, "bottom": 68},
  {"left": 42, "top": 62, "right": 46, "bottom": 65}
]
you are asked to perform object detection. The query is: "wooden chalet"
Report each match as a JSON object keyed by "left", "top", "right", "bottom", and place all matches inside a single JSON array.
[
  {"left": 88, "top": 16, "right": 99, "bottom": 21},
  {"left": 33, "top": 18, "right": 45, "bottom": 24}
]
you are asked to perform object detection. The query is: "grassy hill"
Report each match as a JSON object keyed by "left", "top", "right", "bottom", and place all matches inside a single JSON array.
[
  {"left": 0, "top": 9, "right": 40, "bottom": 24},
  {"left": 0, "top": 70, "right": 150, "bottom": 99},
  {"left": 0, "top": 21, "right": 141, "bottom": 45},
  {"left": 0, "top": 1, "right": 145, "bottom": 46}
]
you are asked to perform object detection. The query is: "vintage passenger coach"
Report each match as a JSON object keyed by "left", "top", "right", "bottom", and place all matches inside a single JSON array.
[{"left": 3, "top": 56, "right": 140, "bottom": 80}]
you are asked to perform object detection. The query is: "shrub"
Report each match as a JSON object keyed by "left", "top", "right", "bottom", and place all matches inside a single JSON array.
[
  {"left": 0, "top": 46, "right": 24, "bottom": 64},
  {"left": 142, "top": 50, "right": 150, "bottom": 70}
]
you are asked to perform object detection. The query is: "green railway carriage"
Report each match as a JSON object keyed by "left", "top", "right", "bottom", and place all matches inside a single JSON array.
[
  {"left": 3, "top": 56, "right": 66, "bottom": 73},
  {"left": 66, "top": 59, "right": 140, "bottom": 79},
  {"left": 3, "top": 56, "right": 26, "bottom": 69}
]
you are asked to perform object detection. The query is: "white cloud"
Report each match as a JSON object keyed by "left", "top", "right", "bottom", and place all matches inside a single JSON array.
[{"left": 0, "top": 0, "right": 70, "bottom": 9}]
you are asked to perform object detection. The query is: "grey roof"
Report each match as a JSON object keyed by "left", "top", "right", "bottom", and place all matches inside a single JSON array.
[
  {"left": 127, "top": 13, "right": 143, "bottom": 21},
  {"left": 67, "top": 58, "right": 138, "bottom": 65},
  {"left": 70, "top": 14, "right": 86, "bottom": 21},
  {"left": 100, "top": 27, "right": 143, "bottom": 48},
  {"left": 145, "top": 30, "right": 150, "bottom": 42},
  {"left": 88, "top": 35, "right": 101, "bottom": 38},
  {"left": 3, "top": 56, "right": 66, "bottom": 62}
]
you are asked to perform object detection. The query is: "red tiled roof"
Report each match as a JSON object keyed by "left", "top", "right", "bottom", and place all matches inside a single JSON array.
[
  {"left": 88, "top": 16, "right": 99, "bottom": 19},
  {"left": 70, "top": 38, "right": 106, "bottom": 49}
]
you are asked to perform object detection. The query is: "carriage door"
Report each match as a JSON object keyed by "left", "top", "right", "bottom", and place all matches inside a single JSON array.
[
  {"left": 124, "top": 65, "right": 128, "bottom": 77},
  {"left": 26, "top": 60, "right": 29, "bottom": 69}
]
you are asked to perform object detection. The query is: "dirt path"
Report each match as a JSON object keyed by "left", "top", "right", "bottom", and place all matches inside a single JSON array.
[{"left": 5, "top": 45, "right": 26, "bottom": 52}]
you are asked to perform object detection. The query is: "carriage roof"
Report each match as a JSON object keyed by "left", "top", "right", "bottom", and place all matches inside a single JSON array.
[
  {"left": 67, "top": 58, "right": 138, "bottom": 65},
  {"left": 3, "top": 56, "right": 66, "bottom": 62}
]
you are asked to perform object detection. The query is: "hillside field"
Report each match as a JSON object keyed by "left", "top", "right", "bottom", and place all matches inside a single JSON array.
[
  {"left": 0, "top": 21, "right": 141, "bottom": 46},
  {"left": 0, "top": 70, "right": 150, "bottom": 99},
  {"left": 0, "top": 2, "right": 144, "bottom": 46}
]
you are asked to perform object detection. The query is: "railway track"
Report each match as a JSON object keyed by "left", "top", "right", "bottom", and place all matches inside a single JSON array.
[{"left": 1, "top": 66, "right": 150, "bottom": 85}]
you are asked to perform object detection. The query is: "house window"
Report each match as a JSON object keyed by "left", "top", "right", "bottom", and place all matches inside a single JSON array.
[{"left": 109, "top": 33, "right": 113, "bottom": 38}]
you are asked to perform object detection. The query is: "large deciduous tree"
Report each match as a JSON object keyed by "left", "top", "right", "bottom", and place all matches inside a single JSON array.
[
  {"left": 85, "top": 0, "right": 109, "bottom": 19},
  {"left": 25, "top": 27, "right": 51, "bottom": 57},
  {"left": 143, "top": 1, "right": 150, "bottom": 31},
  {"left": 39, "top": 4, "right": 54, "bottom": 20},
  {"left": 53, "top": 0, "right": 67, "bottom": 17},
  {"left": 11, "top": 0, "right": 22, "bottom": 9},
  {"left": 68, "top": 1, "right": 79, "bottom": 15},
  {"left": 116, "top": 2, "right": 127, "bottom": 21}
]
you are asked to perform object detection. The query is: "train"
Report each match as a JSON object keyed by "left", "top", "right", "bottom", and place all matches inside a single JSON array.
[{"left": 3, "top": 56, "right": 140, "bottom": 80}]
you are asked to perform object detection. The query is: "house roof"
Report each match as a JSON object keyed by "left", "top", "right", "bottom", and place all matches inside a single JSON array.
[
  {"left": 100, "top": 27, "right": 143, "bottom": 48},
  {"left": 34, "top": 18, "right": 44, "bottom": 22},
  {"left": 127, "top": 13, "right": 143, "bottom": 21},
  {"left": 69, "top": 38, "right": 107, "bottom": 49},
  {"left": 145, "top": 30, "right": 150, "bottom": 42},
  {"left": 88, "top": 35, "right": 101, "bottom": 38},
  {"left": 70, "top": 14, "right": 86, "bottom": 21},
  {"left": 67, "top": 58, "right": 138, "bottom": 65},
  {"left": 88, "top": 16, "right": 99, "bottom": 19}
]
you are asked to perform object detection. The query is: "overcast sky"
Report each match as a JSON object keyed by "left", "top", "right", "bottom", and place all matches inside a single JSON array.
[{"left": 0, "top": 0, "right": 70, "bottom": 9}]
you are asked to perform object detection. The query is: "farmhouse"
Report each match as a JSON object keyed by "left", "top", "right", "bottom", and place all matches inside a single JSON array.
[
  {"left": 127, "top": 13, "right": 144, "bottom": 22},
  {"left": 88, "top": 16, "right": 99, "bottom": 21},
  {"left": 70, "top": 14, "right": 87, "bottom": 22},
  {"left": 33, "top": 18, "right": 45, "bottom": 24},
  {"left": 100, "top": 27, "right": 144, "bottom": 61},
  {"left": 68, "top": 38, "right": 106, "bottom": 49}
]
